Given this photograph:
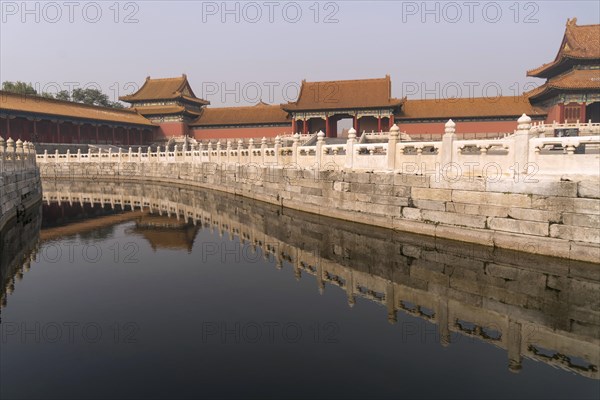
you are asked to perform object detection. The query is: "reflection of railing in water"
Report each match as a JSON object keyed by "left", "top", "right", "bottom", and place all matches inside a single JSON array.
[
  {"left": 0, "top": 204, "right": 41, "bottom": 314},
  {"left": 528, "top": 344, "right": 598, "bottom": 375},
  {"left": 38, "top": 178, "right": 600, "bottom": 379}
]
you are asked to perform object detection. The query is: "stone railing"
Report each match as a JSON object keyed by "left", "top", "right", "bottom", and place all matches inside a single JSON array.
[
  {"left": 0, "top": 137, "right": 37, "bottom": 174},
  {"left": 531, "top": 120, "right": 600, "bottom": 136},
  {"left": 0, "top": 137, "right": 41, "bottom": 232},
  {"left": 279, "top": 132, "right": 315, "bottom": 140},
  {"left": 360, "top": 130, "right": 412, "bottom": 142},
  {"left": 36, "top": 114, "right": 600, "bottom": 179}
]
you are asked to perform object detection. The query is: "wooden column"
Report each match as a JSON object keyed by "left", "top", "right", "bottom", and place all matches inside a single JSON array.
[
  {"left": 325, "top": 115, "right": 329, "bottom": 137},
  {"left": 353, "top": 115, "right": 357, "bottom": 131},
  {"left": 22, "top": 118, "right": 29, "bottom": 141},
  {"left": 302, "top": 119, "right": 307, "bottom": 135},
  {"left": 377, "top": 117, "right": 382, "bottom": 132},
  {"left": 7, "top": 116, "right": 11, "bottom": 137},
  {"left": 95, "top": 125, "right": 99, "bottom": 143},
  {"left": 33, "top": 120, "right": 38, "bottom": 142},
  {"left": 77, "top": 124, "right": 81, "bottom": 144},
  {"left": 139, "top": 129, "right": 143, "bottom": 145},
  {"left": 389, "top": 115, "right": 394, "bottom": 129},
  {"left": 127, "top": 128, "right": 130, "bottom": 146},
  {"left": 57, "top": 122, "right": 61, "bottom": 143},
  {"left": 292, "top": 119, "right": 296, "bottom": 134},
  {"left": 112, "top": 127, "right": 116, "bottom": 145},
  {"left": 559, "top": 104, "right": 565, "bottom": 123}
]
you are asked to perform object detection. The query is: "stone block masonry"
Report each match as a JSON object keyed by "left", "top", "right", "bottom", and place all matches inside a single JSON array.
[
  {"left": 39, "top": 159, "right": 600, "bottom": 263},
  {"left": 0, "top": 138, "right": 42, "bottom": 232}
]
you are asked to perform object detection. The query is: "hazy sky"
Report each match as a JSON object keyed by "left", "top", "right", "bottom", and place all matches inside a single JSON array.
[{"left": 1, "top": 1, "right": 599, "bottom": 106}]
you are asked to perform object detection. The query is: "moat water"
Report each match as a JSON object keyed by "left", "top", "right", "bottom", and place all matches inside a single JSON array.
[{"left": 1, "top": 179, "right": 599, "bottom": 399}]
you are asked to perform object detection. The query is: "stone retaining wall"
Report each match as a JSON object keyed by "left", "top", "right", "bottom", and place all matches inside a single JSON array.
[
  {"left": 0, "top": 169, "right": 42, "bottom": 232},
  {"left": 0, "top": 139, "right": 41, "bottom": 232},
  {"left": 40, "top": 161, "right": 600, "bottom": 263}
]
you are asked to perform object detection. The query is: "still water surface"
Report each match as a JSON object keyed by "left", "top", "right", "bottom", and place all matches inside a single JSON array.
[{"left": 1, "top": 179, "right": 599, "bottom": 399}]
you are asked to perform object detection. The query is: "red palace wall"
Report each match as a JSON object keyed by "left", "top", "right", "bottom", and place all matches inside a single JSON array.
[
  {"left": 2, "top": 115, "right": 554, "bottom": 145},
  {"left": 189, "top": 119, "right": 548, "bottom": 141},
  {"left": 191, "top": 126, "right": 291, "bottom": 140},
  {"left": 156, "top": 122, "right": 190, "bottom": 141}
]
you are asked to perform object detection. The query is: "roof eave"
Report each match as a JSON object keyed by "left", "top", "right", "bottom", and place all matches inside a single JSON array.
[
  {"left": 282, "top": 102, "right": 404, "bottom": 112},
  {"left": 120, "top": 95, "right": 210, "bottom": 105},
  {"left": 0, "top": 107, "right": 156, "bottom": 127},
  {"left": 397, "top": 112, "right": 547, "bottom": 121},
  {"left": 190, "top": 121, "right": 289, "bottom": 127}
]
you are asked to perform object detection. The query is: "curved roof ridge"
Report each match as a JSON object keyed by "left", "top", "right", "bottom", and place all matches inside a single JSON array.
[
  {"left": 302, "top": 75, "right": 390, "bottom": 84},
  {"left": 527, "top": 18, "right": 600, "bottom": 78},
  {"left": 119, "top": 74, "right": 206, "bottom": 104},
  {"left": 143, "top": 74, "right": 186, "bottom": 81}
]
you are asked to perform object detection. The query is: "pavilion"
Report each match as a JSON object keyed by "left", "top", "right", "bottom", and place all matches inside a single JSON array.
[
  {"left": 120, "top": 74, "right": 209, "bottom": 138},
  {"left": 281, "top": 76, "right": 404, "bottom": 137}
]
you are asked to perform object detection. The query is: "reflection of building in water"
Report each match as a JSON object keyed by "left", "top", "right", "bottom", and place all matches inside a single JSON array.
[
  {"left": 131, "top": 214, "right": 199, "bottom": 253},
  {"left": 40, "top": 201, "right": 143, "bottom": 242},
  {"left": 36, "top": 179, "right": 600, "bottom": 379},
  {"left": 0, "top": 205, "right": 41, "bottom": 315}
]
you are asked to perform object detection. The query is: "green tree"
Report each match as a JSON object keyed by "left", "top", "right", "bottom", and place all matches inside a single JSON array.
[
  {"left": 55, "top": 90, "right": 71, "bottom": 101},
  {"left": 109, "top": 101, "right": 124, "bottom": 108},
  {"left": 2, "top": 81, "right": 124, "bottom": 108},
  {"left": 72, "top": 88, "right": 111, "bottom": 106},
  {"left": 71, "top": 88, "right": 125, "bottom": 108},
  {"left": 2, "top": 81, "right": 37, "bottom": 95}
]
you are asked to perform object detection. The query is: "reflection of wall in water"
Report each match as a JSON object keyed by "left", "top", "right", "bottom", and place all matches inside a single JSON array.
[
  {"left": 38, "top": 178, "right": 600, "bottom": 379},
  {"left": 0, "top": 204, "right": 41, "bottom": 315}
]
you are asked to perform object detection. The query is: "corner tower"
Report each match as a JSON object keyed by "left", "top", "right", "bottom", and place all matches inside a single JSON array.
[
  {"left": 526, "top": 18, "right": 600, "bottom": 123},
  {"left": 120, "top": 74, "right": 209, "bottom": 140}
]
